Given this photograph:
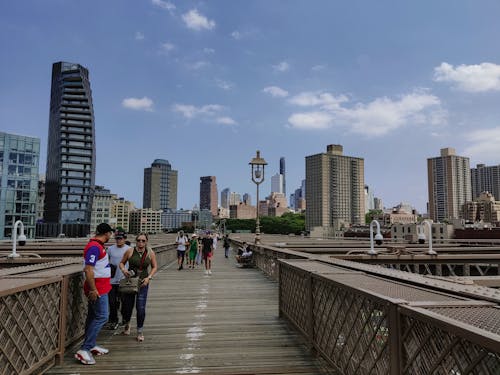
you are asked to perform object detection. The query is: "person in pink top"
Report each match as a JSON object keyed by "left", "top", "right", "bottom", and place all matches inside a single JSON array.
[{"left": 75, "top": 223, "right": 113, "bottom": 365}]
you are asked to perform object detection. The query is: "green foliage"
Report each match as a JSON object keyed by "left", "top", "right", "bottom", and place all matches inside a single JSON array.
[
  {"left": 225, "top": 213, "right": 305, "bottom": 235},
  {"left": 365, "top": 209, "right": 383, "bottom": 224}
]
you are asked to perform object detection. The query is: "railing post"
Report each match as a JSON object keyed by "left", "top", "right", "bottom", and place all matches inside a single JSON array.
[
  {"left": 306, "top": 273, "right": 316, "bottom": 354},
  {"left": 56, "top": 275, "right": 69, "bottom": 365},
  {"left": 278, "top": 261, "right": 283, "bottom": 318},
  {"left": 388, "top": 303, "right": 401, "bottom": 375}
]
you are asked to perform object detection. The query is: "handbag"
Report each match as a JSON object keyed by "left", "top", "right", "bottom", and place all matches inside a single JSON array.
[
  {"left": 118, "top": 248, "right": 148, "bottom": 294},
  {"left": 119, "top": 276, "right": 140, "bottom": 294}
]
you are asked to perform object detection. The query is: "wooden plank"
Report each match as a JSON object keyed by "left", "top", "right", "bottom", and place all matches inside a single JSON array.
[{"left": 47, "top": 249, "right": 337, "bottom": 374}]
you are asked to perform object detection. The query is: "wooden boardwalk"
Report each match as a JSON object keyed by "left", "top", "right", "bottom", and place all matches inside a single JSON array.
[{"left": 47, "top": 249, "right": 336, "bottom": 374}]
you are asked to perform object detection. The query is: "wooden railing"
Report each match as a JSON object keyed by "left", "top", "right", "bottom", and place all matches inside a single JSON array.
[{"left": 0, "top": 243, "right": 176, "bottom": 375}]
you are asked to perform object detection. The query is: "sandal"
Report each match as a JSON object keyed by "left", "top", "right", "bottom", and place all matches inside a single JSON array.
[
  {"left": 137, "top": 333, "right": 144, "bottom": 342},
  {"left": 122, "top": 324, "right": 130, "bottom": 335}
]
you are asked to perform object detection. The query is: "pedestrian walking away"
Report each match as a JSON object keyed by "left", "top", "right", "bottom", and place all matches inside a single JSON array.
[
  {"left": 201, "top": 232, "right": 214, "bottom": 275},
  {"left": 176, "top": 230, "right": 189, "bottom": 270},
  {"left": 119, "top": 233, "right": 158, "bottom": 342},
  {"left": 106, "top": 230, "right": 130, "bottom": 330},
  {"left": 223, "top": 234, "right": 230, "bottom": 258},
  {"left": 75, "top": 223, "right": 114, "bottom": 365}
]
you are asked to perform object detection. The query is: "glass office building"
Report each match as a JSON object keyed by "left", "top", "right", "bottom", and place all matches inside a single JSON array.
[
  {"left": 42, "top": 61, "right": 96, "bottom": 237},
  {"left": 0, "top": 132, "right": 40, "bottom": 239}
]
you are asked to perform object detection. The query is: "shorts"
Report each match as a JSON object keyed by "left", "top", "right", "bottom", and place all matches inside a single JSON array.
[
  {"left": 177, "top": 250, "right": 186, "bottom": 258},
  {"left": 188, "top": 250, "right": 197, "bottom": 260},
  {"left": 203, "top": 252, "right": 212, "bottom": 261}
]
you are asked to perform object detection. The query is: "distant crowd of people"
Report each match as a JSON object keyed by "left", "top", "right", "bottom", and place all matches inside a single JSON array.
[{"left": 75, "top": 223, "right": 250, "bottom": 366}]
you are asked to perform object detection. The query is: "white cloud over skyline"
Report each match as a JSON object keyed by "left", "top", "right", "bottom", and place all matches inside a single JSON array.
[
  {"left": 262, "top": 86, "right": 289, "bottom": 98},
  {"left": 182, "top": 9, "right": 215, "bottom": 31},
  {"left": 287, "top": 91, "right": 443, "bottom": 136},
  {"left": 434, "top": 62, "right": 500, "bottom": 92},
  {"left": 215, "top": 79, "right": 233, "bottom": 90},
  {"left": 216, "top": 116, "right": 237, "bottom": 125},
  {"left": 122, "top": 97, "right": 154, "bottom": 111},
  {"left": 172, "top": 103, "right": 224, "bottom": 119}
]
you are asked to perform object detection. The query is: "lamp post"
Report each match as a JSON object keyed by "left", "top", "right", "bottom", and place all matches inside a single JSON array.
[
  {"left": 367, "top": 219, "right": 383, "bottom": 255},
  {"left": 418, "top": 220, "right": 437, "bottom": 256},
  {"left": 9, "top": 220, "right": 27, "bottom": 258},
  {"left": 249, "top": 150, "right": 267, "bottom": 244}
]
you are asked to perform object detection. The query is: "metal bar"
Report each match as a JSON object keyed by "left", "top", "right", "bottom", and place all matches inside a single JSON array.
[
  {"left": 56, "top": 275, "right": 69, "bottom": 365},
  {"left": 388, "top": 304, "right": 401, "bottom": 375}
]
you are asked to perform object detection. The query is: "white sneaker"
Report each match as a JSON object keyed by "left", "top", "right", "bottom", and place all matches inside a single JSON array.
[
  {"left": 75, "top": 349, "right": 96, "bottom": 365},
  {"left": 208, "top": 270, "right": 212, "bottom": 275},
  {"left": 90, "top": 345, "right": 109, "bottom": 356},
  {"left": 205, "top": 270, "right": 209, "bottom": 275}
]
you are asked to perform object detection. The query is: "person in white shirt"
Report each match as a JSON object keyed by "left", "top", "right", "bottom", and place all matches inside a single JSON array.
[
  {"left": 176, "top": 230, "right": 189, "bottom": 271},
  {"left": 106, "top": 231, "right": 130, "bottom": 330}
]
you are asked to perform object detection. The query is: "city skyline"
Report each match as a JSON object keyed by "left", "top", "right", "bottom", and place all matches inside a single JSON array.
[{"left": 2, "top": 1, "right": 500, "bottom": 212}]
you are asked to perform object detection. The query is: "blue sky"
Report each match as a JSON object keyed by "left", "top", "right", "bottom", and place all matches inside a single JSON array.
[{"left": 2, "top": 1, "right": 500, "bottom": 212}]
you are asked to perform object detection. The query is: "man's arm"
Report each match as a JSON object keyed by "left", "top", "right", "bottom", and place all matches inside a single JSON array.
[{"left": 84, "top": 264, "right": 99, "bottom": 301}]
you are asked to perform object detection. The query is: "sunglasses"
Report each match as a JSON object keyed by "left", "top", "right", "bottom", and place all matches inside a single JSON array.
[
  {"left": 115, "top": 236, "right": 124, "bottom": 240},
  {"left": 136, "top": 239, "right": 146, "bottom": 242}
]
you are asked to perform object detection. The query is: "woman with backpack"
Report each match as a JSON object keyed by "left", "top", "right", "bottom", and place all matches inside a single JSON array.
[{"left": 118, "top": 232, "right": 158, "bottom": 342}]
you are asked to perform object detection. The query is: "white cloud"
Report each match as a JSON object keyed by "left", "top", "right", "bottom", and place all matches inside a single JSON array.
[
  {"left": 152, "top": 0, "right": 175, "bottom": 11},
  {"left": 272, "top": 61, "right": 290, "bottom": 72},
  {"left": 122, "top": 97, "right": 154, "bottom": 112},
  {"left": 186, "top": 61, "right": 209, "bottom": 70},
  {"left": 311, "top": 64, "right": 326, "bottom": 71},
  {"left": 434, "top": 62, "right": 500, "bottom": 92},
  {"left": 135, "top": 32, "right": 145, "bottom": 41},
  {"left": 231, "top": 31, "right": 241, "bottom": 40},
  {"left": 287, "top": 90, "right": 443, "bottom": 136},
  {"left": 262, "top": 86, "right": 289, "bottom": 98},
  {"left": 172, "top": 104, "right": 224, "bottom": 119},
  {"left": 216, "top": 116, "right": 237, "bottom": 125},
  {"left": 463, "top": 127, "right": 500, "bottom": 162},
  {"left": 160, "top": 42, "right": 175, "bottom": 53},
  {"left": 288, "top": 91, "right": 348, "bottom": 110},
  {"left": 203, "top": 48, "right": 215, "bottom": 54},
  {"left": 215, "top": 79, "right": 233, "bottom": 90},
  {"left": 288, "top": 112, "right": 333, "bottom": 130},
  {"left": 182, "top": 9, "right": 215, "bottom": 31}
]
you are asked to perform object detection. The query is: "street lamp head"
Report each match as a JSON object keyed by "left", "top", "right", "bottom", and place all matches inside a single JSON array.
[{"left": 249, "top": 150, "right": 267, "bottom": 185}]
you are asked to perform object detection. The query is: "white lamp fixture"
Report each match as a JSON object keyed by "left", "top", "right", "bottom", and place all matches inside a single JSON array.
[
  {"left": 9, "top": 220, "right": 27, "bottom": 258},
  {"left": 367, "top": 219, "right": 383, "bottom": 255},
  {"left": 419, "top": 220, "right": 437, "bottom": 256}
]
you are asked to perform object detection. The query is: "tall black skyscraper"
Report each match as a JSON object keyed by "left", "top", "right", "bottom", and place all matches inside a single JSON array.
[
  {"left": 43, "top": 62, "right": 96, "bottom": 237},
  {"left": 280, "top": 157, "right": 286, "bottom": 196}
]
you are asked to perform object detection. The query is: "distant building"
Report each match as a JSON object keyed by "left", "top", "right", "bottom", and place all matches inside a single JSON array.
[
  {"left": 374, "top": 197, "right": 383, "bottom": 210},
  {"left": 305, "top": 145, "right": 365, "bottom": 235},
  {"left": 229, "top": 192, "right": 241, "bottom": 206},
  {"left": 462, "top": 191, "right": 500, "bottom": 224},
  {"left": 218, "top": 207, "right": 230, "bottom": 219},
  {"left": 0, "top": 132, "right": 40, "bottom": 239},
  {"left": 37, "top": 176, "right": 45, "bottom": 221},
  {"left": 200, "top": 176, "right": 218, "bottom": 216},
  {"left": 43, "top": 61, "right": 96, "bottom": 237},
  {"left": 90, "top": 185, "right": 115, "bottom": 230},
  {"left": 242, "top": 193, "right": 251, "bottom": 205},
  {"left": 364, "top": 185, "right": 375, "bottom": 213},
  {"left": 129, "top": 208, "right": 162, "bottom": 234},
  {"left": 373, "top": 203, "right": 418, "bottom": 226},
  {"left": 280, "top": 157, "right": 286, "bottom": 196},
  {"left": 110, "top": 197, "right": 135, "bottom": 233},
  {"left": 220, "top": 188, "right": 230, "bottom": 209},
  {"left": 229, "top": 203, "right": 256, "bottom": 219},
  {"left": 271, "top": 172, "right": 284, "bottom": 194},
  {"left": 198, "top": 209, "right": 213, "bottom": 229},
  {"left": 392, "top": 222, "right": 454, "bottom": 243},
  {"left": 162, "top": 209, "right": 192, "bottom": 230},
  {"left": 267, "top": 192, "right": 288, "bottom": 217},
  {"left": 471, "top": 164, "right": 500, "bottom": 201},
  {"left": 143, "top": 159, "right": 178, "bottom": 211},
  {"left": 428, "top": 147, "right": 471, "bottom": 222}
]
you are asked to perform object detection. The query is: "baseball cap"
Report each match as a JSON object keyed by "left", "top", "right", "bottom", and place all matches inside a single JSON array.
[
  {"left": 96, "top": 223, "right": 114, "bottom": 235},
  {"left": 115, "top": 231, "right": 127, "bottom": 239}
]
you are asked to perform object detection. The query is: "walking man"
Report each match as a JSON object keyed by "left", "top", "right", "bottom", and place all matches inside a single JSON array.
[
  {"left": 223, "top": 234, "right": 230, "bottom": 258},
  {"left": 75, "top": 223, "right": 114, "bottom": 365},
  {"left": 176, "top": 230, "right": 189, "bottom": 270},
  {"left": 106, "top": 230, "right": 130, "bottom": 329}
]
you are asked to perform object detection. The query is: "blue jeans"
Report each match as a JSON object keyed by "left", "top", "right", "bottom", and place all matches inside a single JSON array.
[
  {"left": 81, "top": 293, "right": 109, "bottom": 351},
  {"left": 224, "top": 246, "right": 230, "bottom": 257},
  {"left": 122, "top": 285, "right": 149, "bottom": 331}
]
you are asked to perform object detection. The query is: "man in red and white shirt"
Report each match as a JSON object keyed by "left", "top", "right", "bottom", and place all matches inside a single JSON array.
[{"left": 75, "top": 223, "right": 113, "bottom": 365}]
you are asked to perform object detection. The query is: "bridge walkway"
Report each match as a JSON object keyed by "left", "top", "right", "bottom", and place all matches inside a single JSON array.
[{"left": 47, "top": 248, "right": 336, "bottom": 374}]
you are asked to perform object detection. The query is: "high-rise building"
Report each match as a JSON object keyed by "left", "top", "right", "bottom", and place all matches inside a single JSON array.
[
  {"left": 110, "top": 197, "right": 135, "bottom": 233},
  {"left": 243, "top": 193, "right": 251, "bottom": 205},
  {"left": 0, "top": 132, "right": 40, "bottom": 239},
  {"left": 229, "top": 192, "right": 241, "bottom": 206},
  {"left": 271, "top": 173, "right": 284, "bottom": 194},
  {"left": 143, "top": 159, "right": 178, "bottom": 211},
  {"left": 364, "top": 185, "right": 375, "bottom": 213},
  {"left": 305, "top": 145, "right": 365, "bottom": 233},
  {"left": 43, "top": 61, "right": 96, "bottom": 237},
  {"left": 471, "top": 164, "right": 500, "bottom": 200},
  {"left": 200, "top": 176, "right": 218, "bottom": 216},
  {"left": 427, "top": 147, "right": 471, "bottom": 222},
  {"left": 280, "top": 157, "right": 286, "bottom": 196},
  {"left": 129, "top": 208, "right": 162, "bottom": 234},
  {"left": 221, "top": 188, "right": 230, "bottom": 209},
  {"left": 90, "top": 185, "right": 115, "bottom": 230}
]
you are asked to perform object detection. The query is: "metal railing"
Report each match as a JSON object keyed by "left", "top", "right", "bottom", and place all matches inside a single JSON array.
[{"left": 0, "top": 243, "right": 176, "bottom": 375}]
